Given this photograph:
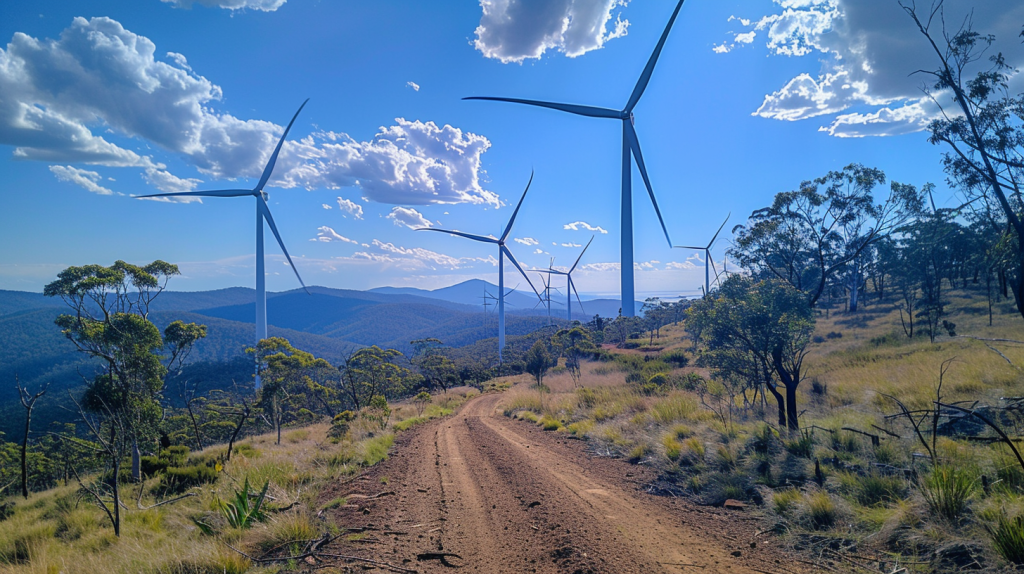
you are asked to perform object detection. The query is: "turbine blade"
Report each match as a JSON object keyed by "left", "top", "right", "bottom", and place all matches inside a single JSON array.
[
  {"left": 625, "top": 0, "right": 686, "bottom": 113},
  {"left": 570, "top": 277, "right": 585, "bottom": 315},
  {"left": 501, "top": 171, "right": 534, "bottom": 242},
  {"left": 463, "top": 97, "right": 621, "bottom": 119},
  {"left": 625, "top": 122, "right": 672, "bottom": 246},
  {"left": 256, "top": 98, "right": 309, "bottom": 192},
  {"left": 708, "top": 252, "right": 719, "bottom": 284},
  {"left": 258, "top": 196, "right": 308, "bottom": 294},
  {"left": 417, "top": 228, "right": 498, "bottom": 243},
  {"left": 707, "top": 212, "right": 731, "bottom": 250},
  {"left": 135, "top": 189, "right": 253, "bottom": 199},
  {"left": 673, "top": 245, "right": 704, "bottom": 250},
  {"left": 502, "top": 245, "right": 542, "bottom": 301},
  {"left": 569, "top": 235, "right": 595, "bottom": 273}
]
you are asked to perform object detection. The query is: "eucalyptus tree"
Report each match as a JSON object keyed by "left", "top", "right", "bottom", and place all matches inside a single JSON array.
[
  {"left": 250, "top": 337, "right": 336, "bottom": 444},
  {"left": 902, "top": 1, "right": 1024, "bottom": 320},
  {"left": 731, "top": 165, "right": 923, "bottom": 309},
  {"left": 43, "top": 260, "right": 205, "bottom": 536},
  {"left": 339, "top": 346, "right": 412, "bottom": 410},
  {"left": 686, "top": 275, "right": 815, "bottom": 430},
  {"left": 551, "top": 325, "right": 596, "bottom": 389}
]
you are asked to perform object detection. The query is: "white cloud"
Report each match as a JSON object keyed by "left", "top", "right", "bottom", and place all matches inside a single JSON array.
[
  {"left": 406, "top": 81, "right": 420, "bottom": 91},
  {"left": 160, "top": 0, "right": 287, "bottom": 11},
  {"left": 581, "top": 262, "right": 619, "bottom": 272},
  {"left": 564, "top": 221, "right": 608, "bottom": 234},
  {"left": 666, "top": 261, "right": 697, "bottom": 270},
  {"left": 372, "top": 239, "right": 466, "bottom": 269},
  {"left": 514, "top": 237, "right": 539, "bottom": 246},
  {"left": 474, "top": 0, "right": 630, "bottom": 64},
  {"left": 336, "top": 197, "right": 364, "bottom": 219},
  {"left": 716, "top": 0, "right": 1024, "bottom": 137},
  {"left": 322, "top": 203, "right": 332, "bottom": 210},
  {"left": 387, "top": 206, "right": 432, "bottom": 229},
  {"left": 0, "top": 18, "right": 497, "bottom": 207},
  {"left": 314, "top": 226, "right": 358, "bottom": 244},
  {"left": 534, "top": 248, "right": 544, "bottom": 254},
  {"left": 49, "top": 165, "right": 116, "bottom": 195},
  {"left": 561, "top": 242, "right": 582, "bottom": 248}
]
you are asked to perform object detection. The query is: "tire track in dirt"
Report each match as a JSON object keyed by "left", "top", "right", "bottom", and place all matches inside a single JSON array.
[{"left": 323, "top": 392, "right": 801, "bottom": 574}]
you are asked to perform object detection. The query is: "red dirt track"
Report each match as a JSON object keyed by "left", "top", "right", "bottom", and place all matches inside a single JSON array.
[{"left": 323, "top": 392, "right": 803, "bottom": 574}]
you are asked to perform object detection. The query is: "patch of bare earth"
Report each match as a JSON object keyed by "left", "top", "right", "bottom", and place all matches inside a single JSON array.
[{"left": 319, "top": 393, "right": 806, "bottom": 574}]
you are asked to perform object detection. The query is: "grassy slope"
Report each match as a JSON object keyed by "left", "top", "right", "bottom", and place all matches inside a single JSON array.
[
  {"left": 0, "top": 390, "right": 474, "bottom": 574},
  {"left": 500, "top": 287, "right": 1024, "bottom": 571}
]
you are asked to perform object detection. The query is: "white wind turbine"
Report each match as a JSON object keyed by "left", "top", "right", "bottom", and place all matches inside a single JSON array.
[
  {"left": 541, "top": 236, "right": 594, "bottom": 321},
  {"left": 674, "top": 213, "right": 729, "bottom": 298},
  {"left": 137, "top": 100, "right": 310, "bottom": 389},
  {"left": 417, "top": 174, "right": 542, "bottom": 363}
]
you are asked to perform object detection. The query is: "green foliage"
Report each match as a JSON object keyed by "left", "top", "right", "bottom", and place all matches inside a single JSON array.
[
  {"left": 340, "top": 345, "right": 413, "bottom": 409},
  {"left": 987, "top": 512, "right": 1024, "bottom": 565},
  {"left": 853, "top": 473, "right": 908, "bottom": 506},
  {"left": 551, "top": 326, "right": 596, "bottom": 388},
  {"left": 413, "top": 391, "right": 432, "bottom": 416},
  {"left": 524, "top": 340, "right": 554, "bottom": 387},
  {"left": 161, "top": 463, "right": 219, "bottom": 493},
  {"left": 806, "top": 491, "right": 838, "bottom": 529},
  {"left": 219, "top": 477, "right": 269, "bottom": 529},
  {"left": 363, "top": 395, "right": 392, "bottom": 431},
  {"left": 922, "top": 465, "right": 975, "bottom": 523}
]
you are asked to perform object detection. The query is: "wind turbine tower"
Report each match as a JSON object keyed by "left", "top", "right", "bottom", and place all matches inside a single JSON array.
[
  {"left": 138, "top": 100, "right": 311, "bottom": 389},
  {"left": 418, "top": 174, "right": 542, "bottom": 362},
  {"left": 464, "top": 0, "right": 687, "bottom": 316},
  {"left": 674, "top": 213, "right": 729, "bottom": 298}
]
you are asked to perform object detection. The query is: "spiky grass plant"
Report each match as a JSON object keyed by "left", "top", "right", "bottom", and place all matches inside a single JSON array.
[{"left": 922, "top": 465, "right": 975, "bottom": 523}]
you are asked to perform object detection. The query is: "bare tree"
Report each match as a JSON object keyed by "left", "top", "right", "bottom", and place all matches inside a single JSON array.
[{"left": 16, "top": 376, "right": 48, "bottom": 499}]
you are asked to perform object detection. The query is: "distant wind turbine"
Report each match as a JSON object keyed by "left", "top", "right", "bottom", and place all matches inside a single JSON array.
[
  {"left": 137, "top": 100, "right": 310, "bottom": 389},
  {"left": 674, "top": 213, "right": 729, "bottom": 298},
  {"left": 464, "top": 0, "right": 686, "bottom": 317},
  {"left": 417, "top": 174, "right": 542, "bottom": 363},
  {"left": 542, "top": 236, "right": 593, "bottom": 321}
]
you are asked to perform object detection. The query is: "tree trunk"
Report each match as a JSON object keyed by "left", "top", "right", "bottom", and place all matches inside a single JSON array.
[
  {"left": 849, "top": 261, "right": 860, "bottom": 313},
  {"left": 186, "top": 399, "right": 204, "bottom": 452},
  {"left": 766, "top": 383, "right": 786, "bottom": 428},
  {"left": 112, "top": 454, "right": 121, "bottom": 537},
  {"left": 131, "top": 440, "right": 141, "bottom": 483},
  {"left": 772, "top": 348, "right": 800, "bottom": 431},
  {"left": 20, "top": 409, "right": 31, "bottom": 498}
]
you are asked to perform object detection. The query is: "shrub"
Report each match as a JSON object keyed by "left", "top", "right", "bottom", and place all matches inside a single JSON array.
[
  {"left": 628, "top": 443, "right": 650, "bottom": 463},
  {"left": 661, "top": 349, "right": 689, "bottom": 367},
  {"left": 683, "top": 438, "right": 705, "bottom": 464},
  {"left": 220, "top": 477, "right": 269, "bottom": 529},
  {"left": 786, "top": 430, "right": 815, "bottom": 459},
  {"left": 854, "top": 473, "right": 908, "bottom": 506},
  {"left": 806, "top": 491, "right": 838, "bottom": 529},
  {"left": 987, "top": 512, "right": 1024, "bottom": 565},
  {"left": 922, "top": 465, "right": 975, "bottom": 523},
  {"left": 715, "top": 445, "right": 738, "bottom": 472},
  {"left": 539, "top": 416, "right": 563, "bottom": 431},
  {"left": 651, "top": 394, "right": 698, "bottom": 423},
  {"left": 576, "top": 388, "right": 598, "bottom": 408},
  {"left": 663, "top": 435, "right": 682, "bottom": 461},
  {"left": 162, "top": 463, "right": 219, "bottom": 493},
  {"left": 773, "top": 488, "right": 801, "bottom": 515}
]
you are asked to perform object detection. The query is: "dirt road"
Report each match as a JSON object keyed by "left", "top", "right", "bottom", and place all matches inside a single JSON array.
[{"left": 322, "top": 392, "right": 800, "bottom": 574}]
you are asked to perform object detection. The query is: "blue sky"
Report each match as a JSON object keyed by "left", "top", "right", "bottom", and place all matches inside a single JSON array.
[{"left": 1, "top": 0, "right": 1021, "bottom": 298}]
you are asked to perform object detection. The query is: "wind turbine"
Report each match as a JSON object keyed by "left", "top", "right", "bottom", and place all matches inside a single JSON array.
[
  {"left": 544, "top": 236, "right": 593, "bottom": 321},
  {"left": 674, "top": 213, "right": 729, "bottom": 298},
  {"left": 534, "top": 271, "right": 562, "bottom": 325},
  {"left": 417, "top": 174, "right": 542, "bottom": 363},
  {"left": 137, "top": 100, "right": 310, "bottom": 389},
  {"left": 464, "top": 0, "right": 686, "bottom": 317}
]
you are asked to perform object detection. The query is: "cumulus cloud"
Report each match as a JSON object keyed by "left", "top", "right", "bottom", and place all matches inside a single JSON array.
[
  {"left": 0, "top": 17, "right": 497, "bottom": 206},
  {"left": 564, "top": 221, "right": 608, "bottom": 234},
  {"left": 716, "top": 0, "right": 1024, "bottom": 136},
  {"left": 514, "top": 237, "right": 539, "bottom": 246},
  {"left": 387, "top": 206, "right": 432, "bottom": 229},
  {"left": 49, "top": 165, "right": 116, "bottom": 195},
  {"left": 371, "top": 239, "right": 479, "bottom": 269},
  {"left": 314, "top": 226, "right": 358, "bottom": 244},
  {"left": 474, "top": 0, "right": 630, "bottom": 64},
  {"left": 406, "top": 81, "right": 420, "bottom": 91},
  {"left": 160, "top": 0, "right": 288, "bottom": 11},
  {"left": 581, "top": 262, "right": 619, "bottom": 272},
  {"left": 322, "top": 203, "right": 332, "bottom": 210},
  {"left": 666, "top": 261, "right": 697, "bottom": 270},
  {"left": 336, "top": 197, "right": 364, "bottom": 219},
  {"left": 561, "top": 242, "right": 582, "bottom": 248}
]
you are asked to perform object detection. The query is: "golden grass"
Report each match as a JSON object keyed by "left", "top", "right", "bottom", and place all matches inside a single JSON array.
[{"left": 0, "top": 389, "right": 469, "bottom": 574}]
